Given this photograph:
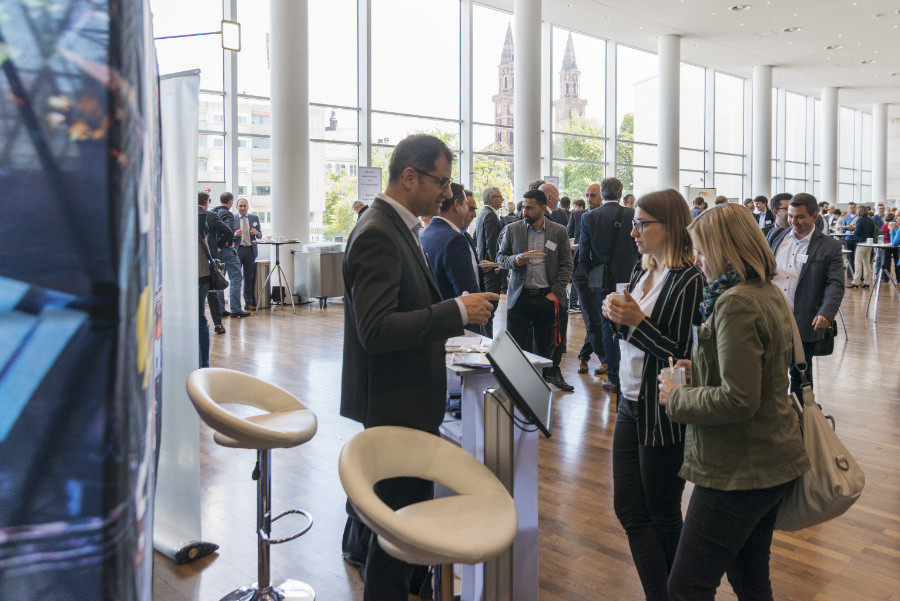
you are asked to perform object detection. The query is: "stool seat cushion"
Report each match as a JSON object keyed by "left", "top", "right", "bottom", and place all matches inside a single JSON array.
[
  {"left": 187, "top": 368, "right": 317, "bottom": 450},
  {"left": 339, "top": 426, "right": 517, "bottom": 566}
]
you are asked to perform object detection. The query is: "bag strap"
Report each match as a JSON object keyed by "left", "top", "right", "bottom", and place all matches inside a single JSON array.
[{"left": 771, "top": 283, "right": 814, "bottom": 416}]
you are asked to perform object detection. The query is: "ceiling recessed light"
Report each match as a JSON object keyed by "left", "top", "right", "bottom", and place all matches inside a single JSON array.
[
  {"left": 783, "top": 26, "right": 801, "bottom": 32},
  {"left": 636, "top": 25, "right": 643, "bottom": 29},
  {"left": 825, "top": 44, "right": 843, "bottom": 50},
  {"left": 837, "top": 33, "right": 843, "bottom": 37},
  {"left": 793, "top": 12, "right": 799, "bottom": 16},
  {"left": 890, "top": 72, "right": 900, "bottom": 76},
  {"left": 895, "top": 24, "right": 900, "bottom": 28},
  {"left": 874, "top": 49, "right": 880, "bottom": 54},
  {"left": 730, "top": 4, "right": 751, "bottom": 11},
  {"left": 860, "top": 59, "right": 875, "bottom": 64}
]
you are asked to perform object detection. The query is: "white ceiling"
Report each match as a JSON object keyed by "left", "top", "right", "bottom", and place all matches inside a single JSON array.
[{"left": 483, "top": 0, "right": 900, "bottom": 116}]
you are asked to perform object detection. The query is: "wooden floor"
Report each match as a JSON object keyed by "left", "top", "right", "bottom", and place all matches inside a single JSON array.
[{"left": 153, "top": 284, "right": 900, "bottom": 601}]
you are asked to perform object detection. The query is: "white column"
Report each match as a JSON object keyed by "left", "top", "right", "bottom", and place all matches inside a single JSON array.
[
  {"left": 605, "top": 41, "right": 617, "bottom": 183},
  {"left": 461, "top": 0, "right": 474, "bottom": 187},
  {"left": 513, "top": 0, "right": 541, "bottom": 198},
  {"left": 873, "top": 103, "right": 888, "bottom": 204},
  {"left": 657, "top": 34, "right": 680, "bottom": 190},
  {"left": 821, "top": 87, "right": 839, "bottom": 205},
  {"left": 751, "top": 65, "right": 772, "bottom": 198},
  {"left": 539, "top": 20, "right": 552, "bottom": 181},
  {"left": 223, "top": 0, "right": 239, "bottom": 193},
  {"left": 357, "top": 0, "right": 372, "bottom": 167},
  {"left": 270, "top": 0, "right": 310, "bottom": 289}
]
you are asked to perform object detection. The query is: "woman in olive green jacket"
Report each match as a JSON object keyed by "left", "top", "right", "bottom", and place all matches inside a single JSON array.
[{"left": 658, "top": 203, "right": 809, "bottom": 601}]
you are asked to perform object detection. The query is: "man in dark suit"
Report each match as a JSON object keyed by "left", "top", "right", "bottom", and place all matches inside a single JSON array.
[
  {"left": 420, "top": 184, "right": 484, "bottom": 335},
  {"left": 199, "top": 192, "right": 235, "bottom": 335},
  {"left": 476, "top": 186, "right": 505, "bottom": 335},
  {"left": 755, "top": 195, "right": 775, "bottom": 230},
  {"left": 764, "top": 192, "right": 792, "bottom": 239},
  {"left": 212, "top": 192, "right": 250, "bottom": 318},
  {"left": 541, "top": 182, "right": 569, "bottom": 227},
  {"left": 769, "top": 193, "right": 844, "bottom": 395},
  {"left": 568, "top": 184, "right": 606, "bottom": 376},
  {"left": 234, "top": 198, "right": 262, "bottom": 310},
  {"left": 498, "top": 188, "right": 574, "bottom": 391},
  {"left": 580, "top": 177, "right": 639, "bottom": 396},
  {"left": 340, "top": 134, "right": 498, "bottom": 601}
]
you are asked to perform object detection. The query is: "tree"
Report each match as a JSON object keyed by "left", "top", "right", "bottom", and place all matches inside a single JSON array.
[
  {"left": 554, "top": 116, "right": 605, "bottom": 200},
  {"left": 322, "top": 170, "right": 357, "bottom": 237},
  {"left": 472, "top": 153, "right": 513, "bottom": 203},
  {"left": 616, "top": 112, "right": 634, "bottom": 193}
]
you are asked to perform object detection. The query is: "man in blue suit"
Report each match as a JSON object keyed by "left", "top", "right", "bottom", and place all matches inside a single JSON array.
[
  {"left": 420, "top": 183, "right": 484, "bottom": 335},
  {"left": 579, "top": 177, "right": 639, "bottom": 397}
]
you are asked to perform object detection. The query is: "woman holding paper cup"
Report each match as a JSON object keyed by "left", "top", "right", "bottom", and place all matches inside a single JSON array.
[
  {"left": 657, "top": 203, "right": 809, "bottom": 601},
  {"left": 601, "top": 189, "right": 704, "bottom": 601}
]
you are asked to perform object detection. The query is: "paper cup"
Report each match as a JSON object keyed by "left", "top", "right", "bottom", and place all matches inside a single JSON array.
[
  {"left": 607, "top": 292, "right": 626, "bottom": 303},
  {"left": 661, "top": 366, "right": 686, "bottom": 385}
]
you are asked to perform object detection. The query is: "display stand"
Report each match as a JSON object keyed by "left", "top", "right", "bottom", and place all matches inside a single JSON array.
[{"left": 445, "top": 352, "right": 552, "bottom": 601}]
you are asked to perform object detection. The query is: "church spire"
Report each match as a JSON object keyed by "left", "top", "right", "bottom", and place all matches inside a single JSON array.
[
  {"left": 561, "top": 32, "right": 577, "bottom": 70},
  {"left": 500, "top": 23, "right": 514, "bottom": 65}
]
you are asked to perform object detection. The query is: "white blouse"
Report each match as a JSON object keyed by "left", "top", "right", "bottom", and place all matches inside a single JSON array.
[{"left": 619, "top": 268, "right": 669, "bottom": 402}]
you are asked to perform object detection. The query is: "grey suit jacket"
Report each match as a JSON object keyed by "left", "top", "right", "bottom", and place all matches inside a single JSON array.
[
  {"left": 769, "top": 228, "right": 845, "bottom": 343},
  {"left": 497, "top": 218, "right": 573, "bottom": 311},
  {"left": 341, "top": 198, "right": 464, "bottom": 433}
]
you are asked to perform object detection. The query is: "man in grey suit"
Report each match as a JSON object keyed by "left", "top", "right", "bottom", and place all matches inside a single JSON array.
[
  {"left": 768, "top": 192, "right": 844, "bottom": 395},
  {"left": 340, "top": 134, "right": 498, "bottom": 601},
  {"left": 498, "top": 188, "right": 574, "bottom": 391}
]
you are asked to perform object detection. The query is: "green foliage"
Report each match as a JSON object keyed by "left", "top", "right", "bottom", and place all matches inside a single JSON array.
[
  {"left": 553, "top": 116, "right": 605, "bottom": 200},
  {"left": 473, "top": 152, "right": 513, "bottom": 203},
  {"left": 616, "top": 112, "right": 635, "bottom": 192},
  {"left": 322, "top": 170, "right": 358, "bottom": 236}
]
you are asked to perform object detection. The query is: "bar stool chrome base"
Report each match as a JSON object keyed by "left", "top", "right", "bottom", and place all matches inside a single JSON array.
[{"left": 220, "top": 579, "right": 315, "bottom": 601}]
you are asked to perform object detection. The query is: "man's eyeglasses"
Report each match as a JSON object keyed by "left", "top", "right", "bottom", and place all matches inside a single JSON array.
[
  {"left": 413, "top": 168, "right": 452, "bottom": 190},
  {"left": 632, "top": 219, "right": 663, "bottom": 233}
]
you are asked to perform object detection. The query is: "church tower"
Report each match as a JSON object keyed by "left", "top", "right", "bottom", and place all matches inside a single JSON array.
[
  {"left": 491, "top": 23, "right": 515, "bottom": 148},
  {"left": 553, "top": 32, "right": 587, "bottom": 127}
]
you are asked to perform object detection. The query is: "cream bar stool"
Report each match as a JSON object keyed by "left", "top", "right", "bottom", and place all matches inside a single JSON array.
[
  {"left": 186, "top": 368, "right": 318, "bottom": 601},
  {"left": 338, "top": 426, "right": 518, "bottom": 599}
]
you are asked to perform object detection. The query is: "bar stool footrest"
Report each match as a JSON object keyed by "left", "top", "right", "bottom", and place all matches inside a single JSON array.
[{"left": 260, "top": 509, "right": 313, "bottom": 544}]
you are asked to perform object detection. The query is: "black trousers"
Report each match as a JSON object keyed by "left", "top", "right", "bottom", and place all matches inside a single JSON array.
[
  {"left": 572, "top": 268, "right": 605, "bottom": 362},
  {"left": 613, "top": 399, "right": 685, "bottom": 601},
  {"left": 789, "top": 339, "right": 817, "bottom": 397},
  {"left": 668, "top": 482, "right": 789, "bottom": 601},
  {"left": 596, "top": 290, "right": 622, "bottom": 387},
  {"left": 237, "top": 245, "right": 256, "bottom": 305},
  {"left": 207, "top": 290, "right": 222, "bottom": 326},
  {"left": 507, "top": 290, "right": 560, "bottom": 367},
  {"left": 343, "top": 477, "right": 433, "bottom": 601}
]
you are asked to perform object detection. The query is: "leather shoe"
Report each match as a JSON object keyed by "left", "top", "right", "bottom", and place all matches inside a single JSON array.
[
  {"left": 544, "top": 367, "right": 574, "bottom": 392},
  {"left": 578, "top": 360, "right": 589, "bottom": 374},
  {"left": 232, "top": 310, "right": 251, "bottom": 318},
  {"left": 600, "top": 380, "right": 618, "bottom": 394},
  {"left": 594, "top": 363, "right": 608, "bottom": 376},
  {"left": 214, "top": 324, "right": 226, "bottom": 334},
  {"left": 221, "top": 311, "right": 231, "bottom": 317}
]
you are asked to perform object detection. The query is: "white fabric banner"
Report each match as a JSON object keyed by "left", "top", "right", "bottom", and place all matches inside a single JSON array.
[{"left": 153, "top": 70, "right": 216, "bottom": 563}]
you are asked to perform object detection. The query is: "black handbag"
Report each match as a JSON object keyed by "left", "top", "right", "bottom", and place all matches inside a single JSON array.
[
  {"left": 810, "top": 320, "right": 837, "bottom": 356},
  {"left": 209, "top": 259, "right": 229, "bottom": 291}
]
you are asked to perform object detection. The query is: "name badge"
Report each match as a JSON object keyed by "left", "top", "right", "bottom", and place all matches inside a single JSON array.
[
  {"left": 545, "top": 240, "right": 557, "bottom": 251},
  {"left": 798, "top": 253, "right": 808, "bottom": 264}
]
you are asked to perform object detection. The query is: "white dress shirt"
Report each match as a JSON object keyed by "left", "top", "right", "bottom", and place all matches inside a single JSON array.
[
  {"left": 772, "top": 228, "right": 814, "bottom": 310},
  {"left": 378, "top": 194, "right": 469, "bottom": 325}
]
